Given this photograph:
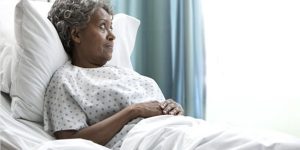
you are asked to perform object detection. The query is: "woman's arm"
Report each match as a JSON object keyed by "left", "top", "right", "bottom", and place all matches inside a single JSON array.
[{"left": 54, "top": 101, "right": 163, "bottom": 145}]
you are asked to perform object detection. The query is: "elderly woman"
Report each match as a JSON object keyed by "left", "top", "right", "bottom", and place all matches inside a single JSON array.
[{"left": 43, "top": 0, "right": 183, "bottom": 149}]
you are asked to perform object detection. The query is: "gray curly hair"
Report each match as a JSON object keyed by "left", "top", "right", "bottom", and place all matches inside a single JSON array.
[{"left": 48, "top": 0, "right": 113, "bottom": 57}]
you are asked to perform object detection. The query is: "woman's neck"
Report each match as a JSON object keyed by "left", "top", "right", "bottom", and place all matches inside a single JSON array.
[{"left": 71, "top": 50, "right": 106, "bottom": 68}]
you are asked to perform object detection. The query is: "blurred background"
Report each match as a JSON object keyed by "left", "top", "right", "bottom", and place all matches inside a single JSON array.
[{"left": 203, "top": 0, "right": 300, "bottom": 137}]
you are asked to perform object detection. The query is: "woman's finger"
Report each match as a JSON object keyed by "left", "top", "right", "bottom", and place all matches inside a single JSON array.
[
  {"left": 160, "top": 99, "right": 172, "bottom": 109},
  {"left": 169, "top": 107, "right": 179, "bottom": 115},
  {"left": 163, "top": 103, "right": 176, "bottom": 114},
  {"left": 177, "top": 104, "right": 184, "bottom": 115}
]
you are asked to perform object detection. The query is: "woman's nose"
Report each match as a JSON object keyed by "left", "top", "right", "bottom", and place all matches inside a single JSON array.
[{"left": 107, "top": 31, "right": 115, "bottom": 41}]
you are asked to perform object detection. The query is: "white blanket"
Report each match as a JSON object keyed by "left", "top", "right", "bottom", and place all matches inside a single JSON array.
[
  {"left": 0, "top": 93, "right": 110, "bottom": 150},
  {"left": 2, "top": 92, "right": 300, "bottom": 150},
  {"left": 121, "top": 115, "right": 300, "bottom": 150}
]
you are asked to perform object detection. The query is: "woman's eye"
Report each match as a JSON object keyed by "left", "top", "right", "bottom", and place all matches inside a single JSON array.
[
  {"left": 99, "top": 24, "right": 106, "bottom": 30},
  {"left": 98, "top": 23, "right": 112, "bottom": 32}
]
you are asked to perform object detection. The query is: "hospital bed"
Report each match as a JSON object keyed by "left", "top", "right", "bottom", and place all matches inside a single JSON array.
[
  {"left": 1, "top": 0, "right": 300, "bottom": 149},
  {"left": 0, "top": 92, "right": 110, "bottom": 150}
]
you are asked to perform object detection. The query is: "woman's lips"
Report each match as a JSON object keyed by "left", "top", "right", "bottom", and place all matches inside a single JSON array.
[{"left": 104, "top": 43, "right": 114, "bottom": 51}]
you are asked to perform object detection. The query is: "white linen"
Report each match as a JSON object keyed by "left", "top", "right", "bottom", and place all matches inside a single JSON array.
[
  {"left": 1, "top": 93, "right": 53, "bottom": 149},
  {"left": 0, "top": 0, "right": 19, "bottom": 93},
  {"left": 0, "top": 93, "right": 111, "bottom": 150},
  {"left": 36, "top": 139, "right": 111, "bottom": 150},
  {"left": 106, "top": 13, "right": 140, "bottom": 69},
  {"left": 0, "top": 0, "right": 18, "bottom": 46},
  {"left": 121, "top": 115, "right": 300, "bottom": 150},
  {"left": 0, "top": 44, "right": 15, "bottom": 93},
  {"left": 2, "top": 93, "right": 300, "bottom": 150},
  {"left": 11, "top": 0, "right": 68, "bottom": 122}
]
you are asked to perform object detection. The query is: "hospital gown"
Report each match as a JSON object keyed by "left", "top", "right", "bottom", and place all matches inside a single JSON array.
[{"left": 43, "top": 61, "right": 165, "bottom": 149}]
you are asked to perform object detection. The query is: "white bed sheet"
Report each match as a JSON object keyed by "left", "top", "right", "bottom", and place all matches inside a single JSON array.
[
  {"left": 2, "top": 92, "right": 300, "bottom": 150},
  {"left": 122, "top": 115, "right": 300, "bottom": 150},
  {"left": 0, "top": 93, "right": 110, "bottom": 150}
]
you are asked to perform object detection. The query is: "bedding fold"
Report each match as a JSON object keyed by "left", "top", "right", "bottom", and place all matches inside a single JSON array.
[{"left": 121, "top": 115, "right": 300, "bottom": 150}]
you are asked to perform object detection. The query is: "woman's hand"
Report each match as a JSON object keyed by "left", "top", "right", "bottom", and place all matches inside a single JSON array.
[
  {"left": 132, "top": 101, "right": 164, "bottom": 118},
  {"left": 160, "top": 99, "right": 184, "bottom": 115}
]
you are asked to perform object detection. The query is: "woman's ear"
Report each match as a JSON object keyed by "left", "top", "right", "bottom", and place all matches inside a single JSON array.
[{"left": 71, "top": 27, "right": 80, "bottom": 44}]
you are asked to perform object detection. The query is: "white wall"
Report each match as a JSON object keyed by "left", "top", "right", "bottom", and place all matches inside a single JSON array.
[{"left": 203, "top": 0, "right": 300, "bottom": 137}]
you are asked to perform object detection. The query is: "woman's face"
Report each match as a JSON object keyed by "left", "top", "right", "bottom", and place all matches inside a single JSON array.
[{"left": 72, "top": 8, "right": 115, "bottom": 68}]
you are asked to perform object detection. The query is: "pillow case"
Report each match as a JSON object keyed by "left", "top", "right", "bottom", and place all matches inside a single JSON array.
[
  {"left": 10, "top": 0, "right": 140, "bottom": 123},
  {"left": 0, "top": 0, "right": 19, "bottom": 93},
  {"left": 106, "top": 14, "right": 140, "bottom": 69},
  {"left": 0, "top": 0, "right": 18, "bottom": 46},
  {"left": 0, "top": 44, "right": 16, "bottom": 93},
  {"left": 10, "top": 0, "right": 68, "bottom": 122}
]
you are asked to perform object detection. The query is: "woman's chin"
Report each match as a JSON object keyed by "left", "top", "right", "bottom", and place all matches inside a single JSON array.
[
  {"left": 106, "top": 49, "right": 113, "bottom": 58},
  {"left": 103, "top": 56, "right": 112, "bottom": 63},
  {"left": 107, "top": 52, "right": 113, "bottom": 60}
]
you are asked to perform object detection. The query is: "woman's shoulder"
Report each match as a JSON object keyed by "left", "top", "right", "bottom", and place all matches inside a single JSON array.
[
  {"left": 104, "top": 64, "right": 139, "bottom": 75},
  {"left": 51, "top": 61, "right": 76, "bottom": 81}
]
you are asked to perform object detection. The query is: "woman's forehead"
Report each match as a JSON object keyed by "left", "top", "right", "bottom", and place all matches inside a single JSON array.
[{"left": 93, "top": 8, "right": 112, "bottom": 21}]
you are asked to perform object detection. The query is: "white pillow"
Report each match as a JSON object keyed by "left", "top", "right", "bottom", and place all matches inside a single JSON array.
[
  {"left": 0, "top": 0, "right": 18, "bottom": 46},
  {"left": 10, "top": 0, "right": 140, "bottom": 123},
  {"left": 0, "top": 0, "right": 19, "bottom": 93},
  {"left": 0, "top": 44, "right": 16, "bottom": 93},
  {"left": 10, "top": 0, "right": 68, "bottom": 122},
  {"left": 107, "top": 14, "right": 140, "bottom": 69}
]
